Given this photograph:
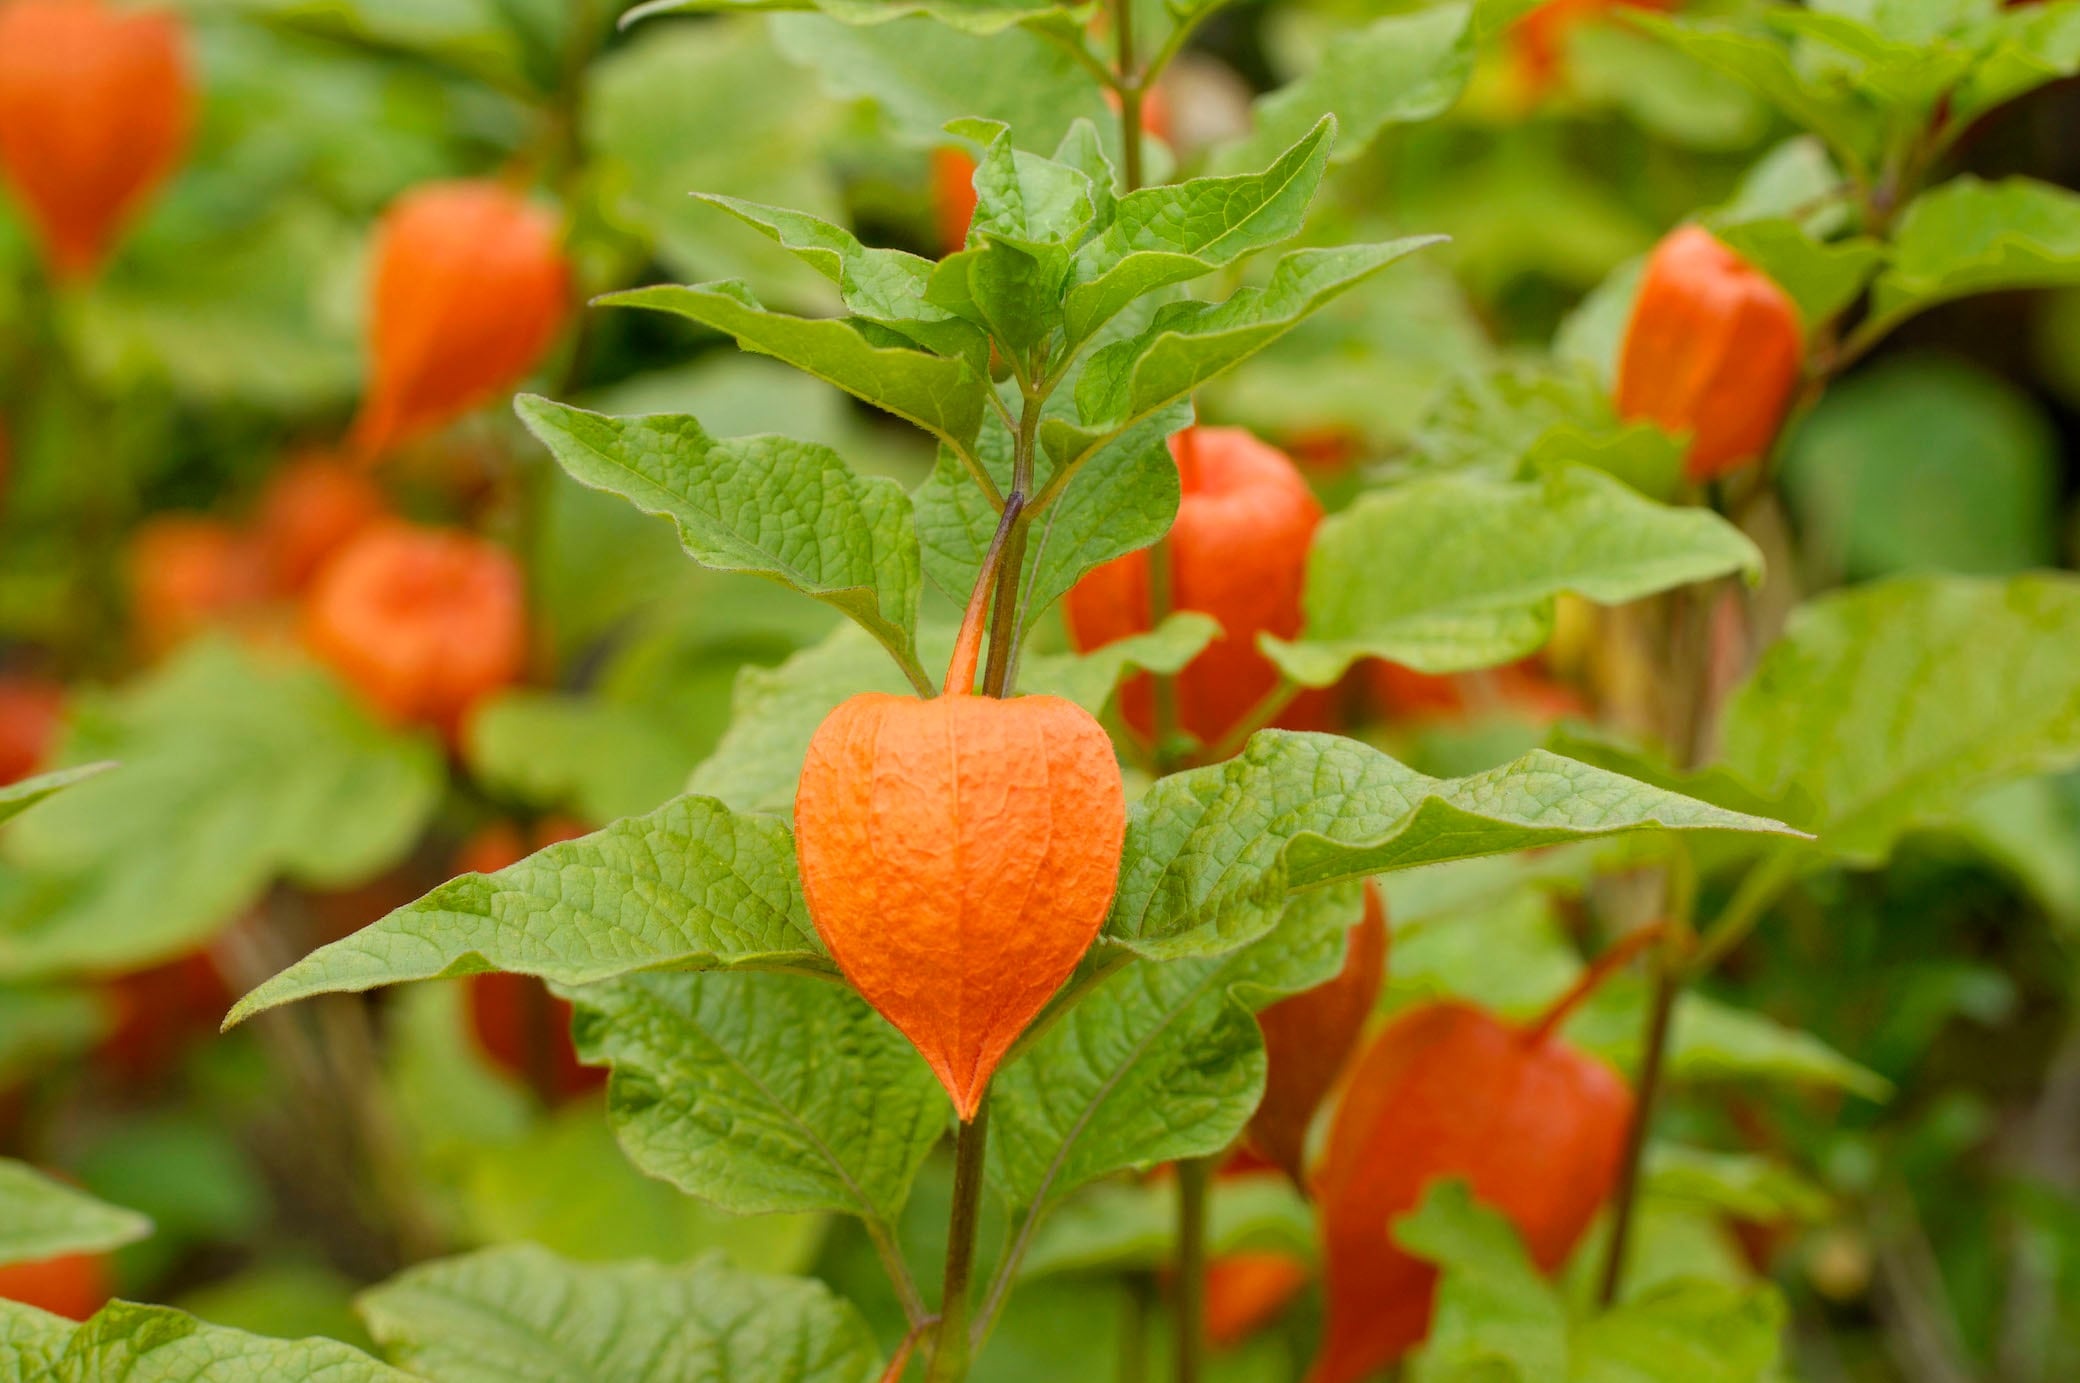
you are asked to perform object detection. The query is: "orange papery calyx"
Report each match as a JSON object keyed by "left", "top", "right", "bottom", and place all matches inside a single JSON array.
[
  {"left": 0, "top": 0, "right": 194, "bottom": 283},
  {"left": 1616, "top": 224, "right": 1803, "bottom": 483},
  {"left": 350, "top": 180, "right": 572, "bottom": 460},
  {"left": 931, "top": 148, "right": 979, "bottom": 258},
  {"left": 1247, "top": 880, "right": 1389, "bottom": 1184},
  {"left": 793, "top": 512, "right": 1128, "bottom": 1120},
  {"left": 1306, "top": 926, "right": 1664, "bottom": 1383}
]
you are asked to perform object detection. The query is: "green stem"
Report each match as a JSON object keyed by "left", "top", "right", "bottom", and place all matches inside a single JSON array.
[
  {"left": 1174, "top": 1155, "right": 1211, "bottom": 1383},
  {"left": 1596, "top": 941, "right": 1678, "bottom": 1307},
  {"left": 1114, "top": 0, "right": 1143, "bottom": 193},
  {"left": 1194, "top": 677, "right": 1299, "bottom": 766},
  {"left": 927, "top": 1104, "right": 992, "bottom": 1383},
  {"left": 1687, "top": 851, "right": 1800, "bottom": 980}
]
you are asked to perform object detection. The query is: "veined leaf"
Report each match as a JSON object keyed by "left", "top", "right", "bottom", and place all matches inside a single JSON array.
[
  {"left": 1264, "top": 464, "right": 1763, "bottom": 688},
  {"left": 0, "top": 1160, "right": 149, "bottom": 1266},
  {"left": 357, "top": 1243, "right": 879, "bottom": 1383},
  {"left": 624, "top": 0, "right": 1071, "bottom": 37},
  {"left": 566, "top": 970, "right": 945, "bottom": 1219},
  {"left": 1712, "top": 219, "right": 1885, "bottom": 331},
  {"left": 1065, "top": 117, "right": 1336, "bottom": 343},
  {"left": 463, "top": 690, "right": 697, "bottom": 826},
  {"left": 1868, "top": 176, "right": 2080, "bottom": 335},
  {"left": 1634, "top": 17, "right": 1882, "bottom": 171},
  {"left": 602, "top": 279, "right": 989, "bottom": 449},
  {"left": 224, "top": 795, "right": 823, "bottom": 1026},
  {"left": 1108, "top": 732, "right": 1802, "bottom": 961},
  {"left": 1719, "top": 573, "right": 2080, "bottom": 865},
  {"left": 516, "top": 396, "right": 928, "bottom": 685},
  {"left": 1, "top": 1300, "right": 407, "bottom": 1382}
]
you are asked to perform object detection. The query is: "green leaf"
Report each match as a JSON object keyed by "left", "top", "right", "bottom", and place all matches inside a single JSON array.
[
  {"left": 1214, "top": 5, "right": 1475, "bottom": 173},
  {"left": 1018, "top": 614, "right": 1220, "bottom": 712},
  {"left": 602, "top": 280, "right": 989, "bottom": 450},
  {"left": 1075, "top": 239, "right": 1445, "bottom": 433},
  {"left": 516, "top": 396, "right": 927, "bottom": 684},
  {"left": 769, "top": 12, "right": 1112, "bottom": 153},
  {"left": 1644, "top": 1146, "right": 1831, "bottom": 1225},
  {"left": 0, "top": 984, "right": 106, "bottom": 1088},
  {"left": 1957, "top": 0, "right": 2080, "bottom": 122},
  {"left": 1868, "top": 176, "right": 2080, "bottom": 335},
  {"left": 1718, "top": 574, "right": 2080, "bottom": 865},
  {"left": 1569, "top": 1280, "right": 1786, "bottom": 1383},
  {"left": 0, "top": 1159, "right": 150, "bottom": 1266},
  {"left": 0, "top": 642, "right": 442, "bottom": 979},
  {"left": 1263, "top": 465, "right": 1763, "bottom": 688},
  {"left": 3, "top": 1300, "right": 406, "bottom": 1382},
  {"left": 223, "top": 795, "right": 823, "bottom": 1026},
  {"left": 1065, "top": 117, "right": 1336, "bottom": 344},
  {"left": 1016, "top": 1172, "right": 1314, "bottom": 1279},
  {"left": 463, "top": 690, "right": 699, "bottom": 825},
  {"left": 0, "top": 763, "right": 112, "bottom": 828},
  {"left": 626, "top": 0, "right": 1067, "bottom": 36},
  {"left": 356, "top": 1243, "right": 880, "bottom": 1383},
  {"left": 1399, "top": 1181, "right": 1570, "bottom": 1383},
  {"left": 1591, "top": 989, "right": 1891, "bottom": 1101},
  {"left": 989, "top": 882, "right": 1364, "bottom": 1212},
  {"left": 1108, "top": 733, "right": 1802, "bottom": 962},
  {"left": 566, "top": 970, "right": 944, "bottom": 1219},
  {"left": 1711, "top": 219, "right": 1885, "bottom": 331},
  {"left": 1634, "top": 17, "right": 1882, "bottom": 171}
]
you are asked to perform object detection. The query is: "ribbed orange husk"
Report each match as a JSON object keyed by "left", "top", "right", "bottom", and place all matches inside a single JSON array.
[
  {"left": 0, "top": 0, "right": 192, "bottom": 281},
  {"left": 350, "top": 181, "right": 571, "bottom": 458},
  {"left": 1307, "top": 1001, "right": 1631, "bottom": 1383},
  {"left": 930, "top": 148, "right": 978, "bottom": 258},
  {"left": 794, "top": 691, "right": 1126, "bottom": 1118},
  {"left": 301, "top": 521, "right": 525, "bottom": 736},
  {"left": 1248, "top": 880, "right": 1387, "bottom": 1183},
  {"left": 1065, "top": 426, "right": 1331, "bottom": 747},
  {"left": 1616, "top": 224, "right": 1802, "bottom": 483}
]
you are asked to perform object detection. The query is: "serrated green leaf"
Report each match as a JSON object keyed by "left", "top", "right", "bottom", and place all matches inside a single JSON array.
[
  {"left": 1215, "top": 5, "right": 1474, "bottom": 173},
  {"left": 1711, "top": 219, "right": 1885, "bottom": 330},
  {"left": 1719, "top": 574, "right": 2080, "bottom": 864},
  {"left": 463, "top": 690, "right": 698, "bottom": 825},
  {"left": 1400, "top": 1180, "right": 1570, "bottom": 1383},
  {"left": 990, "top": 883, "right": 1362, "bottom": 1212},
  {"left": 1075, "top": 239, "right": 1444, "bottom": 433},
  {"left": 625, "top": 0, "right": 1070, "bottom": 36},
  {"left": 1019, "top": 614, "right": 1219, "bottom": 712},
  {"left": 357, "top": 1244, "right": 880, "bottom": 1382},
  {"left": 602, "top": 280, "right": 989, "bottom": 450},
  {"left": 1868, "top": 176, "right": 2080, "bottom": 335},
  {"left": 224, "top": 795, "right": 823, "bottom": 1026},
  {"left": 0, "top": 642, "right": 442, "bottom": 979},
  {"left": 1065, "top": 117, "right": 1335, "bottom": 344},
  {"left": 0, "top": 763, "right": 112, "bottom": 828},
  {"left": 1643, "top": 1147, "right": 1831, "bottom": 1225},
  {"left": 566, "top": 970, "right": 944, "bottom": 1219},
  {"left": 0, "top": 1159, "right": 150, "bottom": 1266},
  {"left": 1957, "top": 0, "right": 2080, "bottom": 122},
  {"left": 516, "top": 396, "right": 928, "bottom": 684},
  {"left": 1108, "top": 733, "right": 1801, "bottom": 961},
  {"left": 4, "top": 1300, "right": 406, "bottom": 1382},
  {"left": 1263, "top": 465, "right": 1763, "bottom": 688},
  {"left": 1634, "top": 17, "right": 1882, "bottom": 171}
]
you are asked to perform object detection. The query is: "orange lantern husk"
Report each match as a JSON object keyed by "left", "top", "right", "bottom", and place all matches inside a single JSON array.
[
  {"left": 1066, "top": 426, "right": 1334, "bottom": 750},
  {"left": 931, "top": 148, "right": 978, "bottom": 258},
  {"left": 1248, "top": 880, "right": 1388, "bottom": 1183},
  {"left": 256, "top": 454, "right": 388, "bottom": 594},
  {"left": 794, "top": 532, "right": 1127, "bottom": 1120},
  {"left": 0, "top": 676, "right": 64, "bottom": 786},
  {"left": 350, "top": 180, "right": 571, "bottom": 459},
  {"left": 0, "top": 0, "right": 193, "bottom": 282},
  {"left": 301, "top": 521, "right": 526, "bottom": 737},
  {"left": 0, "top": 1249, "right": 110, "bottom": 1321},
  {"left": 1307, "top": 950, "right": 1645, "bottom": 1383},
  {"left": 1616, "top": 224, "right": 1803, "bottom": 483}
]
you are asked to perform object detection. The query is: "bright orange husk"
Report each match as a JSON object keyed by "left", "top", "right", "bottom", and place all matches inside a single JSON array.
[
  {"left": 0, "top": 675, "right": 63, "bottom": 786},
  {"left": 1616, "top": 224, "right": 1803, "bottom": 483},
  {"left": 350, "top": 181, "right": 571, "bottom": 458},
  {"left": 793, "top": 549, "right": 1127, "bottom": 1119},
  {"left": 0, "top": 0, "right": 193, "bottom": 282},
  {"left": 301, "top": 521, "right": 526, "bottom": 736},
  {"left": 0, "top": 1249, "right": 110, "bottom": 1321},
  {"left": 1512, "top": 0, "right": 1672, "bottom": 93},
  {"left": 1307, "top": 999, "right": 1631, "bottom": 1383},
  {"left": 127, "top": 516, "right": 272, "bottom": 660},
  {"left": 1247, "top": 880, "right": 1388, "bottom": 1183},
  {"left": 1205, "top": 1251, "right": 1311, "bottom": 1348},
  {"left": 1065, "top": 426, "right": 1330, "bottom": 748},
  {"left": 256, "top": 454, "right": 388, "bottom": 593},
  {"left": 930, "top": 148, "right": 978, "bottom": 258}
]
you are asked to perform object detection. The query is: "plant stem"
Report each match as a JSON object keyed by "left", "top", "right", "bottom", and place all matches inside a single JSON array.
[
  {"left": 1687, "top": 851, "right": 1800, "bottom": 979},
  {"left": 1174, "top": 1154, "right": 1211, "bottom": 1383},
  {"left": 927, "top": 1103, "right": 992, "bottom": 1383},
  {"left": 1194, "top": 677, "right": 1298, "bottom": 766},
  {"left": 1113, "top": 0, "right": 1144, "bottom": 193},
  {"left": 1596, "top": 934, "right": 1678, "bottom": 1307}
]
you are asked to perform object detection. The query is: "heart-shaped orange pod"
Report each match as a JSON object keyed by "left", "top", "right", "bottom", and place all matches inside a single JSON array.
[
  {"left": 1247, "top": 880, "right": 1388, "bottom": 1183},
  {"left": 0, "top": 0, "right": 193, "bottom": 282},
  {"left": 1307, "top": 938, "right": 1650, "bottom": 1383},
  {"left": 1065, "top": 426, "right": 1330, "bottom": 748},
  {"left": 794, "top": 549, "right": 1126, "bottom": 1120},
  {"left": 302, "top": 521, "right": 525, "bottom": 737},
  {"left": 350, "top": 180, "right": 571, "bottom": 458},
  {"left": 1616, "top": 224, "right": 1802, "bottom": 483}
]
